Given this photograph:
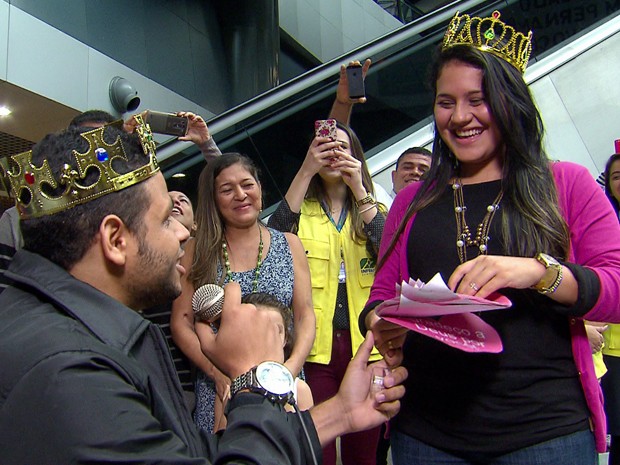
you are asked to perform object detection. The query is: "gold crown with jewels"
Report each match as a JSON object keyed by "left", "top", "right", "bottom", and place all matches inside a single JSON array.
[
  {"left": 0, "top": 114, "right": 160, "bottom": 219},
  {"left": 442, "top": 10, "right": 533, "bottom": 74}
]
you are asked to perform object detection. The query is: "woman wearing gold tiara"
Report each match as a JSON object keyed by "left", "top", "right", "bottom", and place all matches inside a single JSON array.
[{"left": 360, "top": 10, "right": 620, "bottom": 464}]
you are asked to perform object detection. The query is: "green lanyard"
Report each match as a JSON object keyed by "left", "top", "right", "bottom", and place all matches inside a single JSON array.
[{"left": 321, "top": 201, "right": 347, "bottom": 232}]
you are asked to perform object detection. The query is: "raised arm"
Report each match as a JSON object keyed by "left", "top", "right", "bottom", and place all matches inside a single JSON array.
[
  {"left": 329, "top": 59, "right": 371, "bottom": 125},
  {"left": 176, "top": 111, "right": 222, "bottom": 162},
  {"left": 282, "top": 136, "right": 341, "bottom": 213}
]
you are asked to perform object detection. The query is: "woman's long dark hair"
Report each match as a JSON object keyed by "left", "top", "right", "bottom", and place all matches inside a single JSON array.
[
  {"left": 378, "top": 45, "right": 570, "bottom": 269},
  {"left": 604, "top": 153, "right": 620, "bottom": 218},
  {"left": 306, "top": 121, "right": 376, "bottom": 244}
]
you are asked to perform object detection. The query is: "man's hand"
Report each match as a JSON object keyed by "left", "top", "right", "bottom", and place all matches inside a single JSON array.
[
  {"left": 310, "top": 332, "right": 407, "bottom": 446},
  {"left": 194, "top": 282, "right": 283, "bottom": 379}
]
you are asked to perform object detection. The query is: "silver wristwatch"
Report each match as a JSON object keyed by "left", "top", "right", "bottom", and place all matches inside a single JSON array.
[{"left": 230, "top": 361, "right": 295, "bottom": 406}]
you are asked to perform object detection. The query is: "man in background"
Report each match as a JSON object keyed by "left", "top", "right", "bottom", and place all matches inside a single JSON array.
[{"left": 390, "top": 147, "right": 432, "bottom": 197}]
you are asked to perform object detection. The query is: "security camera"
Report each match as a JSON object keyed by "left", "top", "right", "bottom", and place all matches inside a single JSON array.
[{"left": 109, "top": 76, "right": 140, "bottom": 113}]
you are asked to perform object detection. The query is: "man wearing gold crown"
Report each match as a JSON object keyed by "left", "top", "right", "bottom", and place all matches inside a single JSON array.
[
  {"left": 0, "top": 109, "right": 221, "bottom": 295},
  {"left": 0, "top": 119, "right": 407, "bottom": 463}
]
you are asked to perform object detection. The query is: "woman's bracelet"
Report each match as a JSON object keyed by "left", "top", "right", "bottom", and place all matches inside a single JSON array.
[
  {"left": 356, "top": 193, "right": 375, "bottom": 207},
  {"left": 359, "top": 203, "right": 377, "bottom": 214}
]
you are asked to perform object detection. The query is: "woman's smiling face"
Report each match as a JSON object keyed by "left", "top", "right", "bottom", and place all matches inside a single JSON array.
[{"left": 434, "top": 59, "right": 504, "bottom": 180}]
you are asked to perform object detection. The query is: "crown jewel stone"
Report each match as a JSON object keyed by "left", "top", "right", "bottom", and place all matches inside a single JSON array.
[
  {"left": 25, "top": 172, "right": 35, "bottom": 185},
  {"left": 95, "top": 148, "right": 109, "bottom": 162}
]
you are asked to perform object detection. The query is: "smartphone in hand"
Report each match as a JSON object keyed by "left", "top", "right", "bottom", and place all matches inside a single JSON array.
[
  {"left": 145, "top": 111, "right": 189, "bottom": 137},
  {"left": 315, "top": 119, "right": 337, "bottom": 139},
  {"left": 346, "top": 64, "right": 365, "bottom": 100}
]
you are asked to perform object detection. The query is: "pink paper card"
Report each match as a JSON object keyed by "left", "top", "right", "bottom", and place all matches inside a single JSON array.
[
  {"left": 383, "top": 312, "right": 503, "bottom": 353},
  {"left": 376, "top": 273, "right": 510, "bottom": 353},
  {"left": 377, "top": 273, "right": 512, "bottom": 318}
]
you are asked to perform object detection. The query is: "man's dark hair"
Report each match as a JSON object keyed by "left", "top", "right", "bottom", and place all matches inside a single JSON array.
[
  {"left": 68, "top": 110, "right": 116, "bottom": 128},
  {"left": 20, "top": 125, "right": 152, "bottom": 270},
  {"left": 395, "top": 147, "right": 431, "bottom": 170}
]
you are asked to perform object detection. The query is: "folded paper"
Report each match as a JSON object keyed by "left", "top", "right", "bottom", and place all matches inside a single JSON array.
[{"left": 376, "top": 273, "right": 512, "bottom": 353}]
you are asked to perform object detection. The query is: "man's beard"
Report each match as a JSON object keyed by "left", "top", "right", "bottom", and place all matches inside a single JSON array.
[{"left": 129, "top": 236, "right": 182, "bottom": 310}]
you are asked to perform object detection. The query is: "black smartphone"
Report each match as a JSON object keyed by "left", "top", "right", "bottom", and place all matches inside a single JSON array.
[
  {"left": 145, "top": 111, "right": 188, "bottom": 137},
  {"left": 346, "top": 64, "right": 365, "bottom": 99}
]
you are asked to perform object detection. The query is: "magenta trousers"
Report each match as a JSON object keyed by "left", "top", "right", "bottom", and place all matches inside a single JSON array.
[{"left": 304, "top": 329, "right": 380, "bottom": 465}]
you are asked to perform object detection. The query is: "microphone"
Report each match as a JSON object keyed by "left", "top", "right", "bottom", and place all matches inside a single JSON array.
[{"left": 192, "top": 284, "right": 224, "bottom": 323}]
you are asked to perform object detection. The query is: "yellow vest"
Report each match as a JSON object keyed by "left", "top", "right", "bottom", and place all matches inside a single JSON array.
[
  {"left": 603, "top": 323, "right": 620, "bottom": 358},
  {"left": 298, "top": 199, "right": 381, "bottom": 364}
]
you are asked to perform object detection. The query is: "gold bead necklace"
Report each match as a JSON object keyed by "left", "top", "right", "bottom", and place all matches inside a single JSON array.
[
  {"left": 452, "top": 179, "right": 503, "bottom": 263},
  {"left": 222, "top": 225, "right": 263, "bottom": 292}
]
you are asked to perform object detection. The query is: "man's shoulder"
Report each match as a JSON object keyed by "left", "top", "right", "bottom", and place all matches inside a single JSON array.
[{"left": 0, "top": 292, "right": 147, "bottom": 408}]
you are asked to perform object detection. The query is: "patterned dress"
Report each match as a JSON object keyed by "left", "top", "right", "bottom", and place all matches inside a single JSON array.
[{"left": 193, "top": 227, "right": 294, "bottom": 433}]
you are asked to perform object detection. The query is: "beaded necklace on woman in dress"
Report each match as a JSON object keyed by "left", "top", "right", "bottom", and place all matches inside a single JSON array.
[
  {"left": 221, "top": 224, "right": 264, "bottom": 292},
  {"left": 452, "top": 178, "right": 503, "bottom": 264}
]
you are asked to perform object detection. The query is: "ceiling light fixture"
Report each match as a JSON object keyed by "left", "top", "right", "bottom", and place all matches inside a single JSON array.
[{"left": 0, "top": 106, "right": 12, "bottom": 117}]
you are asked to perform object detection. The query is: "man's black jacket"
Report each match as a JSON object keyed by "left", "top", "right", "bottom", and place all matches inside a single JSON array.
[{"left": 0, "top": 250, "right": 320, "bottom": 464}]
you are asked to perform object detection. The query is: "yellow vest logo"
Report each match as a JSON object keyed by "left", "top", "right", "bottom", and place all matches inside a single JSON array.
[{"left": 360, "top": 257, "right": 376, "bottom": 274}]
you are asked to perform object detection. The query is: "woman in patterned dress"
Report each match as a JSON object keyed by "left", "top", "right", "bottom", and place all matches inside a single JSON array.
[{"left": 171, "top": 153, "right": 315, "bottom": 433}]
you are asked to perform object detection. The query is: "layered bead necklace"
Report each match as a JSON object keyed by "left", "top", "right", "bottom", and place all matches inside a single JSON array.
[
  {"left": 452, "top": 179, "right": 503, "bottom": 263},
  {"left": 222, "top": 224, "right": 264, "bottom": 292}
]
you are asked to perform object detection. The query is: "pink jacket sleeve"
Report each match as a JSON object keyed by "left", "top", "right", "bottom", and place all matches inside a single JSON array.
[
  {"left": 368, "top": 182, "right": 423, "bottom": 304},
  {"left": 553, "top": 162, "right": 620, "bottom": 322}
]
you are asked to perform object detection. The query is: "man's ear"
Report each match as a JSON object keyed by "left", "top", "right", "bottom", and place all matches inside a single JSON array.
[
  {"left": 99, "top": 215, "right": 130, "bottom": 266},
  {"left": 391, "top": 170, "right": 396, "bottom": 184}
]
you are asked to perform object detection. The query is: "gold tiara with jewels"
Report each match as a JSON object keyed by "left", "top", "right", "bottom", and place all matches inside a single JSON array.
[
  {"left": 0, "top": 114, "right": 160, "bottom": 219},
  {"left": 442, "top": 10, "right": 533, "bottom": 74}
]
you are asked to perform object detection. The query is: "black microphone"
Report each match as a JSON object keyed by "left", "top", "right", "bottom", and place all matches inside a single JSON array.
[{"left": 192, "top": 284, "right": 224, "bottom": 323}]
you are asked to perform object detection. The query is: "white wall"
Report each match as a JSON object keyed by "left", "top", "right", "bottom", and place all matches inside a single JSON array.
[
  {"left": 1, "top": 4, "right": 213, "bottom": 132},
  {"left": 279, "top": 0, "right": 402, "bottom": 62},
  {"left": 529, "top": 22, "right": 620, "bottom": 177}
]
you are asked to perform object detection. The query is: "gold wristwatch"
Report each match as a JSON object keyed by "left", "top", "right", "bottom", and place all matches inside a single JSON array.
[
  {"left": 356, "top": 193, "right": 375, "bottom": 207},
  {"left": 532, "top": 253, "right": 563, "bottom": 294}
]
